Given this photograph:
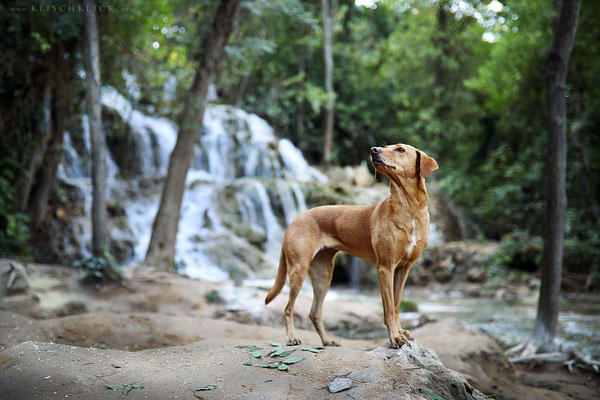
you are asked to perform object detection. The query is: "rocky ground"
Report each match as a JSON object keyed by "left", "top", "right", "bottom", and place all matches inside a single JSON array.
[{"left": 0, "top": 260, "right": 598, "bottom": 399}]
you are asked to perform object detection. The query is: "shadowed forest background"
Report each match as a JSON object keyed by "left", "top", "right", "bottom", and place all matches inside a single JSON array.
[{"left": 0, "top": 0, "right": 599, "bottom": 399}]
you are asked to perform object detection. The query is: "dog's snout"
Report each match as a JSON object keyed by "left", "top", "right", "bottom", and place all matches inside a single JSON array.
[{"left": 370, "top": 147, "right": 381, "bottom": 155}]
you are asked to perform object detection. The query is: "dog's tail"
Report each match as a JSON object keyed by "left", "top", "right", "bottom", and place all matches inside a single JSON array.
[{"left": 265, "top": 250, "right": 287, "bottom": 304}]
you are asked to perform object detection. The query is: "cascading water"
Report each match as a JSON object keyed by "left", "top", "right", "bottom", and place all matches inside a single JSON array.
[{"left": 58, "top": 87, "right": 326, "bottom": 281}]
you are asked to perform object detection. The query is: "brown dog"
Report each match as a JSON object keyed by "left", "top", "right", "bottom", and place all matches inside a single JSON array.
[{"left": 265, "top": 144, "right": 438, "bottom": 348}]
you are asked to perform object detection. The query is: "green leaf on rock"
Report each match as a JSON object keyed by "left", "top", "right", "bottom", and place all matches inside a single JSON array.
[
  {"left": 269, "top": 347, "right": 297, "bottom": 357},
  {"left": 106, "top": 384, "right": 144, "bottom": 395},
  {"left": 277, "top": 363, "right": 290, "bottom": 371},
  {"left": 122, "top": 385, "right": 133, "bottom": 395},
  {"left": 270, "top": 342, "right": 284, "bottom": 347},
  {"left": 281, "top": 356, "right": 305, "bottom": 365},
  {"left": 301, "top": 347, "right": 324, "bottom": 353},
  {"left": 418, "top": 388, "right": 445, "bottom": 400},
  {"left": 244, "top": 361, "right": 280, "bottom": 368},
  {"left": 235, "top": 344, "right": 262, "bottom": 350},
  {"left": 197, "top": 385, "right": 217, "bottom": 391},
  {"left": 250, "top": 350, "right": 262, "bottom": 358}
]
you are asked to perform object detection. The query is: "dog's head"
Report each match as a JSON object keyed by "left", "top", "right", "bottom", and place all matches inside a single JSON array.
[{"left": 370, "top": 144, "right": 438, "bottom": 181}]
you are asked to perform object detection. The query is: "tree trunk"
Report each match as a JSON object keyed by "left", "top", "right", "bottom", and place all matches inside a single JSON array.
[
  {"left": 296, "top": 22, "right": 306, "bottom": 144},
  {"left": 17, "top": 86, "right": 47, "bottom": 212},
  {"left": 321, "top": 0, "right": 335, "bottom": 165},
  {"left": 28, "top": 84, "right": 66, "bottom": 231},
  {"left": 533, "top": 0, "right": 581, "bottom": 354},
  {"left": 83, "top": 0, "right": 108, "bottom": 256},
  {"left": 145, "top": 0, "right": 240, "bottom": 268}
]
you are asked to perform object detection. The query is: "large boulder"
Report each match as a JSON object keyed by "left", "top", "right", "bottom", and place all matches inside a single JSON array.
[
  {"left": 413, "top": 319, "right": 569, "bottom": 400},
  {"left": 0, "top": 337, "right": 489, "bottom": 400}
]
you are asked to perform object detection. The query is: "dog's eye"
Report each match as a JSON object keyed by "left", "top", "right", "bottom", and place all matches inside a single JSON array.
[{"left": 396, "top": 147, "right": 405, "bottom": 153}]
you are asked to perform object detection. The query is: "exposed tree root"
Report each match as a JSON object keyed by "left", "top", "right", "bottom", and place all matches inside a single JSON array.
[
  {"left": 509, "top": 352, "right": 569, "bottom": 365},
  {"left": 565, "top": 350, "right": 600, "bottom": 374},
  {"left": 505, "top": 338, "right": 544, "bottom": 360},
  {"left": 507, "top": 342, "right": 600, "bottom": 375}
]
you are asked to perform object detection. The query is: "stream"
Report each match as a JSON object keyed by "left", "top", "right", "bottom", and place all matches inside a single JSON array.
[{"left": 327, "top": 288, "right": 600, "bottom": 359}]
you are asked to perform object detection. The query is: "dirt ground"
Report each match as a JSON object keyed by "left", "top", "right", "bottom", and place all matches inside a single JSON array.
[{"left": 0, "top": 262, "right": 598, "bottom": 399}]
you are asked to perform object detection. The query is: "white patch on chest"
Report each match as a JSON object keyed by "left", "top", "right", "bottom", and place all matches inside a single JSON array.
[{"left": 405, "top": 219, "right": 417, "bottom": 257}]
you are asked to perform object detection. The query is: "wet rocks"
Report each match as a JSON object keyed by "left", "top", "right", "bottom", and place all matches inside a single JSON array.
[{"left": 467, "top": 267, "right": 487, "bottom": 283}]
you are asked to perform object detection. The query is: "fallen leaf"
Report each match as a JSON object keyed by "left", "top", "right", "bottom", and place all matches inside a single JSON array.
[
  {"left": 277, "top": 363, "right": 290, "bottom": 371},
  {"left": 269, "top": 348, "right": 297, "bottom": 358},
  {"left": 106, "top": 383, "right": 144, "bottom": 395},
  {"left": 235, "top": 345, "right": 261, "bottom": 350},
  {"left": 250, "top": 350, "right": 262, "bottom": 358},
  {"left": 281, "top": 357, "right": 305, "bottom": 365},
  {"left": 418, "top": 388, "right": 445, "bottom": 400},
  {"left": 301, "top": 347, "right": 324, "bottom": 353},
  {"left": 244, "top": 361, "right": 280, "bottom": 369},
  {"left": 270, "top": 342, "right": 284, "bottom": 347},
  {"left": 197, "top": 385, "right": 217, "bottom": 391}
]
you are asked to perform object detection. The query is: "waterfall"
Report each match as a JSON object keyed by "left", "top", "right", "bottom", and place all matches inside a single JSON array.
[
  {"left": 278, "top": 139, "right": 327, "bottom": 182},
  {"left": 59, "top": 87, "right": 325, "bottom": 281}
]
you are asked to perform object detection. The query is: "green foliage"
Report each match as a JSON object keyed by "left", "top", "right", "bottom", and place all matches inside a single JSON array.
[
  {"left": 484, "top": 232, "right": 543, "bottom": 276},
  {"left": 203, "top": 289, "right": 220, "bottom": 304},
  {"left": 0, "top": 158, "right": 30, "bottom": 257},
  {"left": 73, "top": 249, "right": 123, "bottom": 281},
  {"left": 173, "top": 258, "right": 187, "bottom": 272},
  {"left": 399, "top": 300, "right": 418, "bottom": 313}
]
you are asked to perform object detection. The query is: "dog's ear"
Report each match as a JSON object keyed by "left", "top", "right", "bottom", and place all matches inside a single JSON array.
[{"left": 418, "top": 151, "right": 438, "bottom": 178}]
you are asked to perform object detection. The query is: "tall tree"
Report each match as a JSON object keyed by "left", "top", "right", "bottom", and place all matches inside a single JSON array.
[
  {"left": 83, "top": 0, "right": 108, "bottom": 256},
  {"left": 509, "top": 0, "right": 581, "bottom": 357},
  {"left": 296, "top": 20, "right": 307, "bottom": 143},
  {"left": 146, "top": 0, "right": 240, "bottom": 268},
  {"left": 28, "top": 39, "right": 77, "bottom": 232},
  {"left": 321, "top": 0, "right": 335, "bottom": 164}
]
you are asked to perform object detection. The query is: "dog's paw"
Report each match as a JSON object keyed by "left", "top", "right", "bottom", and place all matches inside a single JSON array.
[
  {"left": 400, "top": 329, "right": 414, "bottom": 341},
  {"left": 287, "top": 338, "right": 302, "bottom": 346},
  {"left": 389, "top": 333, "right": 411, "bottom": 349}
]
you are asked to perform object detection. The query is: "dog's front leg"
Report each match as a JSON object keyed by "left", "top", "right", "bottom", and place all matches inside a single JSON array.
[
  {"left": 393, "top": 266, "right": 413, "bottom": 341},
  {"left": 378, "top": 267, "right": 410, "bottom": 348}
]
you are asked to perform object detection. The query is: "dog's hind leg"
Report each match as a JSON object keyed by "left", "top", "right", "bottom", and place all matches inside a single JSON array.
[
  {"left": 284, "top": 259, "right": 310, "bottom": 346},
  {"left": 308, "top": 248, "right": 339, "bottom": 346}
]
